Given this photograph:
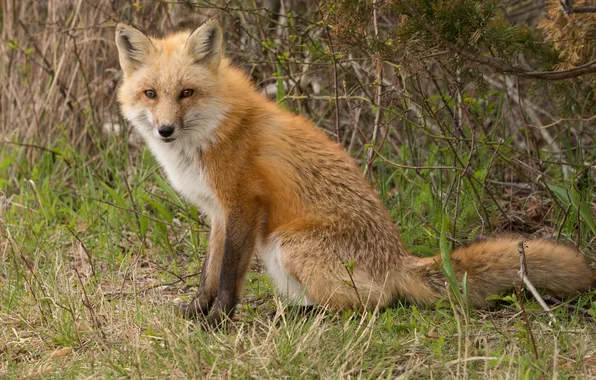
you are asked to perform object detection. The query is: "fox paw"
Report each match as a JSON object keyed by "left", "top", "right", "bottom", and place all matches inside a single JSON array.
[{"left": 179, "top": 295, "right": 212, "bottom": 320}]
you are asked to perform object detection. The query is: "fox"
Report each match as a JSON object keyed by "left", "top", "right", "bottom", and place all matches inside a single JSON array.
[{"left": 115, "top": 20, "right": 594, "bottom": 326}]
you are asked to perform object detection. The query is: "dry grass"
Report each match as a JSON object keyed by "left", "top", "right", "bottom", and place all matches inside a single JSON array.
[{"left": 2, "top": 224, "right": 595, "bottom": 378}]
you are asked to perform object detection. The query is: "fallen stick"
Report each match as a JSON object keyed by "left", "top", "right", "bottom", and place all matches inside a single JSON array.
[
  {"left": 543, "top": 295, "right": 594, "bottom": 322},
  {"left": 518, "top": 240, "right": 557, "bottom": 325}
]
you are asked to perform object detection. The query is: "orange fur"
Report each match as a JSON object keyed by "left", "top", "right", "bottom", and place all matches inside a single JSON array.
[{"left": 116, "top": 21, "right": 594, "bottom": 322}]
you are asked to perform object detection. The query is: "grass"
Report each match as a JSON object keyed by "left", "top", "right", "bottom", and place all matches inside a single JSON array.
[{"left": 1, "top": 125, "right": 595, "bottom": 379}]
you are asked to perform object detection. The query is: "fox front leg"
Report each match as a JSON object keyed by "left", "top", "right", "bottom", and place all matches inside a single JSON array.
[
  {"left": 181, "top": 204, "right": 256, "bottom": 324},
  {"left": 206, "top": 201, "right": 259, "bottom": 327},
  {"left": 181, "top": 220, "right": 225, "bottom": 319}
]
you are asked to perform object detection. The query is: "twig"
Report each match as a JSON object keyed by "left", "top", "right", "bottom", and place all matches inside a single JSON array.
[
  {"left": 84, "top": 195, "right": 208, "bottom": 233},
  {"left": 329, "top": 250, "right": 364, "bottom": 310},
  {"left": 560, "top": 0, "right": 596, "bottom": 14},
  {"left": 543, "top": 295, "right": 593, "bottom": 322},
  {"left": 104, "top": 271, "right": 202, "bottom": 300},
  {"left": 146, "top": 259, "right": 186, "bottom": 283},
  {"left": 343, "top": 262, "right": 365, "bottom": 310},
  {"left": 2, "top": 140, "right": 73, "bottom": 168},
  {"left": 121, "top": 172, "right": 146, "bottom": 246},
  {"left": 517, "top": 241, "right": 557, "bottom": 325},
  {"left": 372, "top": 151, "right": 467, "bottom": 172},
  {"left": 74, "top": 268, "right": 106, "bottom": 339},
  {"left": 364, "top": 0, "right": 383, "bottom": 177},
  {"left": 515, "top": 285, "right": 539, "bottom": 360},
  {"left": 556, "top": 205, "right": 572, "bottom": 241},
  {"left": 343, "top": 81, "right": 364, "bottom": 155},
  {"left": 140, "top": 271, "right": 201, "bottom": 293},
  {"left": 488, "top": 180, "right": 532, "bottom": 190},
  {"left": 445, "top": 283, "right": 465, "bottom": 379},
  {"left": 118, "top": 248, "right": 143, "bottom": 297},
  {"left": 452, "top": 131, "right": 475, "bottom": 247},
  {"left": 405, "top": 206, "right": 461, "bottom": 245},
  {"left": 529, "top": 114, "right": 596, "bottom": 130},
  {"left": 3, "top": 227, "right": 51, "bottom": 325},
  {"left": 321, "top": 9, "right": 340, "bottom": 144},
  {"left": 66, "top": 225, "right": 96, "bottom": 277}
]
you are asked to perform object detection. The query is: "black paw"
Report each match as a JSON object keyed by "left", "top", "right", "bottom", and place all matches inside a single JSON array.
[
  {"left": 205, "top": 310, "right": 227, "bottom": 329},
  {"left": 179, "top": 295, "right": 212, "bottom": 320},
  {"left": 203, "top": 297, "right": 235, "bottom": 329}
]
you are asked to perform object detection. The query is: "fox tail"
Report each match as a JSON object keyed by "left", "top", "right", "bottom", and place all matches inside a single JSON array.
[{"left": 399, "top": 237, "right": 594, "bottom": 308}]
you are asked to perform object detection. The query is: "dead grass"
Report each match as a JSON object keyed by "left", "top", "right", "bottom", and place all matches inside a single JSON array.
[
  {"left": 1, "top": 138, "right": 595, "bottom": 377},
  {"left": 2, "top": 249, "right": 595, "bottom": 378}
]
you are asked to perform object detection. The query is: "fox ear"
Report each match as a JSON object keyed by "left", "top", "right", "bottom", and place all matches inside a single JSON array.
[
  {"left": 115, "top": 23, "right": 153, "bottom": 75},
  {"left": 185, "top": 19, "right": 223, "bottom": 70}
]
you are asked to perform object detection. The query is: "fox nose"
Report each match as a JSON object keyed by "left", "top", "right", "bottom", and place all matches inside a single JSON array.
[{"left": 158, "top": 125, "right": 175, "bottom": 138}]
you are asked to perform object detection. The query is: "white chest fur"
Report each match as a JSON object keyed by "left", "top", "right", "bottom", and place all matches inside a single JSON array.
[
  {"left": 147, "top": 139, "right": 223, "bottom": 220},
  {"left": 123, "top": 107, "right": 224, "bottom": 219}
]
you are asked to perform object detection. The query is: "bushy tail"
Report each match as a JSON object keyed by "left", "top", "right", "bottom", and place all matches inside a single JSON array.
[{"left": 400, "top": 237, "right": 594, "bottom": 308}]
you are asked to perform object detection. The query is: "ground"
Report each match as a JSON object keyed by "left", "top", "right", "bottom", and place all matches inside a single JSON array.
[{"left": 1, "top": 134, "right": 595, "bottom": 379}]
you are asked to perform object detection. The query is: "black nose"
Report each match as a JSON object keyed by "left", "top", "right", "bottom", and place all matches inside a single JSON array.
[{"left": 158, "top": 125, "right": 175, "bottom": 137}]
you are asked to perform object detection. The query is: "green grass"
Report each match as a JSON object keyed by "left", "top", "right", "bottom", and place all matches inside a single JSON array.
[{"left": 1, "top": 129, "right": 595, "bottom": 378}]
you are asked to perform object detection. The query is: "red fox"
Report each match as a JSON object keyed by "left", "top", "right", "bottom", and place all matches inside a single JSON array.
[{"left": 115, "top": 20, "right": 594, "bottom": 325}]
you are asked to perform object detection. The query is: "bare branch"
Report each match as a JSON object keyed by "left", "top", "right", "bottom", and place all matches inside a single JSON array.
[
  {"left": 364, "top": 0, "right": 384, "bottom": 177},
  {"left": 517, "top": 241, "right": 557, "bottom": 325},
  {"left": 560, "top": 0, "right": 596, "bottom": 14}
]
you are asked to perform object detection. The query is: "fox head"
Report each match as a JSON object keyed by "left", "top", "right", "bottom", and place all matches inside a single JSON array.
[{"left": 115, "top": 20, "right": 226, "bottom": 148}]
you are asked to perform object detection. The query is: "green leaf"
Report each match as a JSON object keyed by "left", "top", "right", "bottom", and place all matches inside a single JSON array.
[
  {"left": 138, "top": 189, "right": 173, "bottom": 224},
  {"left": 439, "top": 216, "right": 462, "bottom": 305},
  {"left": 275, "top": 63, "right": 288, "bottom": 110},
  {"left": 155, "top": 174, "right": 182, "bottom": 205},
  {"left": 548, "top": 184, "right": 596, "bottom": 236},
  {"left": 101, "top": 182, "right": 132, "bottom": 227}
]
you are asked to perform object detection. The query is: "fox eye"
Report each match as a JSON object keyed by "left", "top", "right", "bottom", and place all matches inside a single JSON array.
[
  {"left": 144, "top": 90, "right": 157, "bottom": 99},
  {"left": 180, "top": 89, "right": 194, "bottom": 99}
]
